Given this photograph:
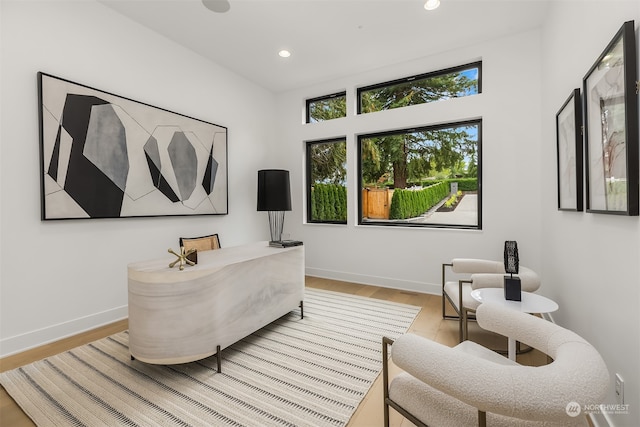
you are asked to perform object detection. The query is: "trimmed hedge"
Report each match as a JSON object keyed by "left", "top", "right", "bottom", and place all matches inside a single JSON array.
[
  {"left": 447, "top": 178, "right": 477, "bottom": 191},
  {"left": 310, "top": 183, "right": 347, "bottom": 222},
  {"left": 411, "top": 178, "right": 478, "bottom": 191},
  {"left": 389, "top": 181, "right": 449, "bottom": 219}
]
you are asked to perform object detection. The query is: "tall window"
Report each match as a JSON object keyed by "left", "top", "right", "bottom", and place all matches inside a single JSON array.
[
  {"left": 306, "top": 138, "right": 347, "bottom": 224},
  {"left": 358, "top": 62, "right": 481, "bottom": 114},
  {"left": 306, "top": 92, "right": 347, "bottom": 123},
  {"left": 358, "top": 120, "right": 481, "bottom": 229}
]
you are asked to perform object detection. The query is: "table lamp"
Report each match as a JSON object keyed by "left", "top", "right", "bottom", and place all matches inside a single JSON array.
[{"left": 257, "top": 169, "right": 291, "bottom": 245}]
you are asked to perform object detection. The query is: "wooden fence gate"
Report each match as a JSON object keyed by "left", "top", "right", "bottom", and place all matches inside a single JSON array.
[{"left": 362, "top": 188, "right": 393, "bottom": 219}]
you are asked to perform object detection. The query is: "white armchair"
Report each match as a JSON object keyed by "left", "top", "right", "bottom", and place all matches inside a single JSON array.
[
  {"left": 383, "top": 302, "right": 609, "bottom": 427},
  {"left": 442, "top": 258, "right": 540, "bottom": 342}
]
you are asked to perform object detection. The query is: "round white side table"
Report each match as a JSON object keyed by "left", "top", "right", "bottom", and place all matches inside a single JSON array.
[{"left": 470, "top": 288, "right": 559, "bottom": 361}]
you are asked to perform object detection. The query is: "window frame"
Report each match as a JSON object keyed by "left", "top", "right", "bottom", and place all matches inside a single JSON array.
[
  {"left": 356, "top": 61, "right": 482, "bottom": 114},
  {"left": 306, "top": 137, "right": 348, "bottom": 225},
  {"left": 305, "top": 91, "right": 347, "bottom": 124},
  {"left": 357, "top": 119, "right": 482, "bottom": 230}
]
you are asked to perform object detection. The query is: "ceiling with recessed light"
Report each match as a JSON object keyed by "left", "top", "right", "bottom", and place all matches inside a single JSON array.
[{"left": 99, "top": 0, "right": 550, "bottom": 93}]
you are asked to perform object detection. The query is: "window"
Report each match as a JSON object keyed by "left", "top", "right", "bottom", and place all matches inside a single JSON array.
[
  {"left": 358, "top": 120, "right": 481, "bottom": 229},
  {"left": 306, "top": 138, "right": 347, "bottom": 224},
  {"left": 358, "top": 62, "right": 481, "bottom": 114},
  {"left": 306, "top": 92, "right": 347, "bottom": 123}
]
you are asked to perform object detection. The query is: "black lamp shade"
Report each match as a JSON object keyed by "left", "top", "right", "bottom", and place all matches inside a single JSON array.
[{"left": 257, "top": 169, "right": 291, "bottom": 211}]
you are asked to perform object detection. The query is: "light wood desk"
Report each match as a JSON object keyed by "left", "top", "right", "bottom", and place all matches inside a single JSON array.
[{"left": 128, "top": 242, "right": 304, "bottom": 368}]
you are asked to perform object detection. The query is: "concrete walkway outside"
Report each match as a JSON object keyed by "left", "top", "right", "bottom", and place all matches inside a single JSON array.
[{"left": 409, "top": 193, "right": 478, "bottom": 225}]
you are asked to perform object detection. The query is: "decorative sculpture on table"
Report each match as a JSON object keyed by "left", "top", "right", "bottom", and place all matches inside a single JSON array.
[
  {"left": 503, "top": 240, "right": 521, "bottom": 301},
  {"left": 168, "top": 247, "right": 196, "bottom": 271}
]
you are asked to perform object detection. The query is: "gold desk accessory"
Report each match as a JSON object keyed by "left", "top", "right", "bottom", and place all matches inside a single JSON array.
[{"left": 168, "top": 246, "right": 196, "bottom": 271}]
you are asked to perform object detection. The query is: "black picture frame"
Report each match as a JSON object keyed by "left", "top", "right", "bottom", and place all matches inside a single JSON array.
[
  {"left": 38, "top": 72, "right": 228, "bottom": 220},
  {"left": 556, "top": 88, "right": 584, "bottom": 211},
  {"left": 582, "top": 20, "right": 638, "bottom": 216}
]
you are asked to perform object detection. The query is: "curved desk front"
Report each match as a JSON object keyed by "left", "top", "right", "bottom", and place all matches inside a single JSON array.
[{"left": 127, "top": 242, "right": 304, "bottom": 367}]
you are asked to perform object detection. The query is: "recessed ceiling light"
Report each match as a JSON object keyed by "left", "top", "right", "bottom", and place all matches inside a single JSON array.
[
  {"left": 279, "top": 50, "right": 291, "bottom": 58},
  {"left": 202, "top": 0, "right": 230, "bottom": 13},
  {"left": 424, "top": 0, "right": 440, "bottom": 10}
]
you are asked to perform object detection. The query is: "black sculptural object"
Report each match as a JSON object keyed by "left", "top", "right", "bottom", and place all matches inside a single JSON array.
[
  {"left": 503, "top": 241, "right": 522, "bottom": 301},
  {"left": 504, "top": 241, "right": 519, "bottom": 274}
]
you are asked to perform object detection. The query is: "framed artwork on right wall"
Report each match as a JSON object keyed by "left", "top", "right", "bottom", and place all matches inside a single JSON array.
[
  {"left": 556, "top": 88, "right": 583, "bottom": 211},
  {"left": 582, "top": 20, "right": 638, "bottom": 216}
]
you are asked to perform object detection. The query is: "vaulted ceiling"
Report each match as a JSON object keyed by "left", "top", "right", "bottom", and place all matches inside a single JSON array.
[{"left": 100, "top": 0, "right": 550, "bottom": 92}]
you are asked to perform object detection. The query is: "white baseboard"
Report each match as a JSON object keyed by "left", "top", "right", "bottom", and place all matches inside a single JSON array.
[
  {"left": 305, "top": 267, "right": 441, "bottom": 295},
  {"left": 0, "top": 305, "right": 128, "bottom": 358}
]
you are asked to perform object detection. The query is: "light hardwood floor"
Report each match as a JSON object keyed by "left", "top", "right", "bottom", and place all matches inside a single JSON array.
[{"left": 1, "top": 277, "right": 547, "bottom": 427}]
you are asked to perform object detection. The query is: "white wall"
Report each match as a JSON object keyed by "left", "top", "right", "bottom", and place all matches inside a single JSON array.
[
  {"left": 0, "top": 0, "right": 277, "bottom": 356},
  {"left": 275, "top": 30, "right": 543, "bottom": 295},
  {"left": 541, "top": 2, "right": 640, "bottom": 426}
]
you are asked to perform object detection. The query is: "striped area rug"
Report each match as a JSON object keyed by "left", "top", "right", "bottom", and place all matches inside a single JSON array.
[{"left": 1, "top": 288, "right": 420, "bottom": 426}]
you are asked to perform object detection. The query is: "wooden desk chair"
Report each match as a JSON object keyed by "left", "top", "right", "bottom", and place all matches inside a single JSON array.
[{"left": 179, "top": 234, "right": 221, "bottom": 262}]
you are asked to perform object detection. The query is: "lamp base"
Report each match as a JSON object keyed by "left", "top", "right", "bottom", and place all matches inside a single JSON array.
[
  {"left": 267, "top": 211, "right": 286, "bottom": 243},
  {"left": 504, "top": 276, "right": 521, "bottom": 301}
]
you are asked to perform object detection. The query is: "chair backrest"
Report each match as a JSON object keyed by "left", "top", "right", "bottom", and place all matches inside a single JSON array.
[
  {"left": 392, "top": 302, "right": 607, "bottom": 424},
  {"left": 179, "top": 234, "right": 221, "bottom": 253},
  {"left": 474, "top": 302, "right": 610, "bottom": 422},
  {"left": 451, "top": 258, "right": 541, "bottom": 292},
  {"left": 451, "top": 258, "right": 504, "bottom": 274}
]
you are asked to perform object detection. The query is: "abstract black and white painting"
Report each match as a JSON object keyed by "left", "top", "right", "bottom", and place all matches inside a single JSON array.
[{"left": 38, "top": 72, "right": 228, "bottom": 220}]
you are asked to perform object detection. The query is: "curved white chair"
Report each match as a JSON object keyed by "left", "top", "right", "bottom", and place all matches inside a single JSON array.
[
  {"left": 383, "top": 302, "right": 609, "bottom": 427},
  {"left": 442, "top": 258, "right": 540, "bottom": 342}
]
